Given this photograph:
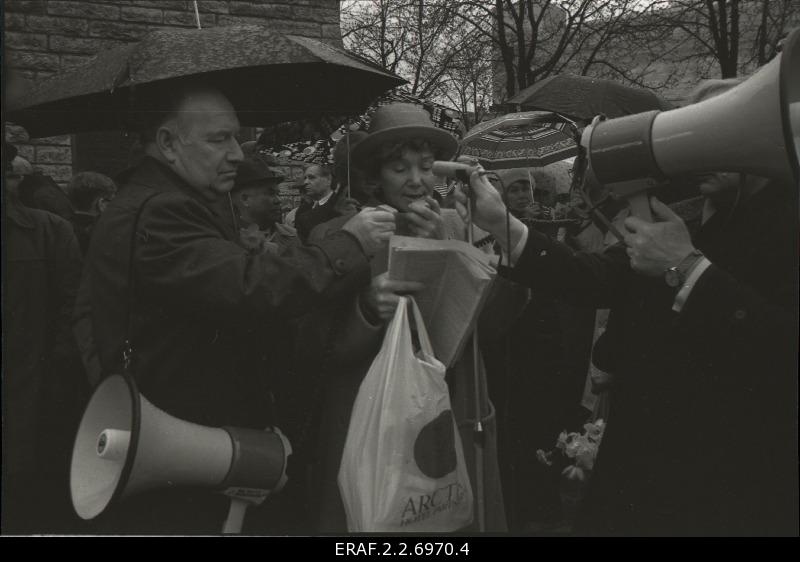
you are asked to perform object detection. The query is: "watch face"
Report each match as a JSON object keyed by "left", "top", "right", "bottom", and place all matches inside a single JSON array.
[{"left": 665, "top": 268, "right": 682, "bottom": 288}]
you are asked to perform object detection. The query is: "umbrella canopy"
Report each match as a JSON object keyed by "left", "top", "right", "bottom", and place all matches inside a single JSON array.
[
  {"left": 500, "top": 74, "right": 672, "bottom": 121},
  {"left": 459, "top": 111, "right": 578, "bottom": 170},
  {"left": 6, "top": 25, "right": 404, "bottom": 138}
]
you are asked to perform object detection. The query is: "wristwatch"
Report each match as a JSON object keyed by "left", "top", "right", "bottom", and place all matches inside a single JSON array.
[{"left": 664, "top": 250, "right": 704, "bottom": 288}]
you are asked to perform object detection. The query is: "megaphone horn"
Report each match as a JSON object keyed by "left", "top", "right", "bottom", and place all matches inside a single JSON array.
[
  {"left": 586, "top": 26, "right": 800, "bottom": 187},
  {"left": 70, "top": 374, "right": 291, "bottom": 530}
]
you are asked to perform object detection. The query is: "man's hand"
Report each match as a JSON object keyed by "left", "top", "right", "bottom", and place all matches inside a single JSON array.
[
  {"left": 342, "top": 207, "right": 396, "bottom": 257},
  {"left": 623, "top": 197, "right": 696, "bottom": 276},
  {"left": 362, "top": 272, "right": 424, "bottom": 322},
  {"left": 452, "top": 168, "right": 526, "bottom": 252},
  {"left": 401, "top": 197, "right": 447, "bottom": 239}
]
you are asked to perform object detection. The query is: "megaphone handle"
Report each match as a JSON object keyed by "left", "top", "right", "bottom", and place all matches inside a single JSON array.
[
  {"left": 628, "top": 192, "right": 653, "bottom": 222},
  {"left": 221, "top": 497, "right": 249, "bottom": 534}
]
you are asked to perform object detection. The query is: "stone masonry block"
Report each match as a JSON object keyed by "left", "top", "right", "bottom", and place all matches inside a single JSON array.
[
  {"left": 47, "top": 1, "right": 121, "bottom": 20},
  {"left": 88, "top": 20, "right": 152, "bottom": 40},
  {"left": 30, "top": 135, "right": 72, "bottom": 146},
  {"left": 61, "top": 54, "right": 96, "bottom": 69},
  {"left": 215, "top": 14, "right": 268, "bottom": 27},
  {"left": 7, "top": 50, "right": 61, "bottom": 72},
  {"left": 49, "top": 35, "right": 126, "bottom": 55},
  {"left": 292, "top": 5, "right": 339, "bottom": 24},
  {"left": 125, "top": 1, "right": 187, "bottom": 10},
  {"left": 4, "top": 1, "right": 46, "bottom": 15},
  {"left": 35, "top": 145, "right": 72, "bottom": 164},
  {"left": 26, "top": 15, "right": 90, "bottom": 36},
  {"left": 196, "top": 1, "right": 229, "bottom": 14},
  {"left": 5, "top": 13, "right": 28, "bottom": 31},
  {"left": 162, "top": 10, "right": 216, "bottom": 27},
  {"left": 4, "top": 32, "right": 48, "bottom": 51},
  {"left": 120, "top": 6, "right": 163, "bottom": 24},
  {"left": 268, "top": 19, "right": 321, "bottom": 37},
  {"left": 229, "top": 3, "right": 293, "bottom": 19}
]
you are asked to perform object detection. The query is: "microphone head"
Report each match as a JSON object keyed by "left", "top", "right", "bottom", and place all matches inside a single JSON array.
[{"left": 432, "top": 161, "right": 475, "bottom": 182}]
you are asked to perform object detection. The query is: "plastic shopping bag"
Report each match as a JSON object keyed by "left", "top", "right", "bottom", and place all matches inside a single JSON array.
[{"left": 338, "top": 296, "right": 474, "bottom": 532}]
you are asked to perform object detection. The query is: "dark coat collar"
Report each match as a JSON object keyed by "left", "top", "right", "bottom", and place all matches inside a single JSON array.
[{"left": 124, "top": 155, "right": 238, "bottom": 240}]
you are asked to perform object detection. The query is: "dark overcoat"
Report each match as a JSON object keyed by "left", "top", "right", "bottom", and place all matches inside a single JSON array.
[
  {"left": 78, "top": 156, "right": 370, "bottom": 533},
  {"left": 502, "top": 184, "right": 798, "bottom": 536}
]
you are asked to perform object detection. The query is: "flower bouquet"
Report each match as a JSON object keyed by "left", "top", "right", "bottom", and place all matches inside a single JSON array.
[{"left": 536, "top": 419, "right": 606, "bottom": 524}]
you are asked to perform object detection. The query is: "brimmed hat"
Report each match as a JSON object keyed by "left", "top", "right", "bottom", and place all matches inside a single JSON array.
[
  {"left": 233, "top": 156, "right": 285, "bottom": 190},
  {"left": 351, "top": 103, "right": 458, "bottom": 167}
]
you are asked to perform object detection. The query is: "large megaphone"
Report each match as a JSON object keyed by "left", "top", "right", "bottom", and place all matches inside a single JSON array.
[
  {"left": 70, "top": 374, "right": 291, "bottom": 533},
  {"left": 584, "top": 27, "right": 800, "bottom": 217}
]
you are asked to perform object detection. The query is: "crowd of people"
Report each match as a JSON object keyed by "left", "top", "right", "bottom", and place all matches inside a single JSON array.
[{"left": 2, "top": 75, "right": 796, "bottom": 536}]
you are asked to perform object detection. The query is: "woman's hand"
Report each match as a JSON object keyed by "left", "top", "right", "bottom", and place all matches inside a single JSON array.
[
  {"left": 361, "top": 272, "right": 425, "bottom": 322},
  {"left": 401, "top": 196, "right": 447, "bottom": 239}
]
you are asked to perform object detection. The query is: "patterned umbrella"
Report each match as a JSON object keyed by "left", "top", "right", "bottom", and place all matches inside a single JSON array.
[{"left": 459, "top": 111, "right": 578, "bottom": 170}]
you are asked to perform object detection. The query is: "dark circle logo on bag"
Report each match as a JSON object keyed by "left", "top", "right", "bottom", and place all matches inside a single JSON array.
[{"left": 414, "top": 410, "right": 457, "bottom": 478}]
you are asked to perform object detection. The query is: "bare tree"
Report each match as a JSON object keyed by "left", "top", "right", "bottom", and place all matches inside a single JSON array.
[
  {"left": 641, "top": 1, "right": 799, "bottom": 79},
  {"left": 341, "top": 0, "right": 416, "bottom": 75},
  {"left": 341, "top": 0, "right": 483, "bottom": 98},
  {"left": 451, "top": 0, "right": 655, "bottom": 98},
  {"left": 436, "top": 30, "right": 496, "bottom": 129}
]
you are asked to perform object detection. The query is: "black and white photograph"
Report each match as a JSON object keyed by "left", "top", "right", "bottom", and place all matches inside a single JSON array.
[{"left": 1, "top": 0, "right": 798, "bottom": 540}]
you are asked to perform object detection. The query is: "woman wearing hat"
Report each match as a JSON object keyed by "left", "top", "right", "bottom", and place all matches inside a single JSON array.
[{"left": 295, "top": 103, "right": 519, "bottom": 533}]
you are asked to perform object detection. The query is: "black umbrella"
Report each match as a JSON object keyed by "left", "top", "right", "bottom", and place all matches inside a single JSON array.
[
  {"left": 6, "top": 25, "right": 405, "bottom": 138},
  {"left": 499, "top": 74, "right": 672, "bottom": 121}
]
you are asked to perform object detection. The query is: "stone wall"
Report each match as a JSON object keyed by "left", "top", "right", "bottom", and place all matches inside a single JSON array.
[{"left": 4, "top": 0, "right": 341, "bottom": 184}]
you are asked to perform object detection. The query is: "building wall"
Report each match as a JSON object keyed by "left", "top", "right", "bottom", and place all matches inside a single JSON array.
[{"left": 4, "top": 0, "right": 341, "bottom": 184}]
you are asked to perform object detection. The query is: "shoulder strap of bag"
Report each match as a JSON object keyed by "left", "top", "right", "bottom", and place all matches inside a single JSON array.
[{"left": 121, "top": 190, "right": 161, "bottom": 374}]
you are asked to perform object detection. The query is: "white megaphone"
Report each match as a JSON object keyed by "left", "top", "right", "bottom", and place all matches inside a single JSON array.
[
  {"left": 582, "top": 26, "right": 800, "bottom": 218},
  {"left": 70, "top": 374, "right": 291, "bottom": 533}
]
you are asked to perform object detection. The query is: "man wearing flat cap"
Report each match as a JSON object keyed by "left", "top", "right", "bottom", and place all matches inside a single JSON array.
[{"left": 231, "top": 156, "right": 298, "bottom": 255}]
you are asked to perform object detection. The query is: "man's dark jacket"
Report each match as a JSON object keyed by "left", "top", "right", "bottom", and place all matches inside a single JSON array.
[
  {"left": 4, "top": 198, "right": 85, "bottom": 532},
  {"left": 77, "top": 157, "right": 368, "bottom": 532},
  {"left": 295, "top": 190, "right": 342, "bottom": 243},
  {"left": 502, "top": 184, "right": 798, "bottom": 536}
]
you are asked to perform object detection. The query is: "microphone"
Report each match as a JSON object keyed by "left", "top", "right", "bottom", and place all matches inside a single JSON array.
[{"left": 432, "top": 161, "right": 478, "bottom": 182}]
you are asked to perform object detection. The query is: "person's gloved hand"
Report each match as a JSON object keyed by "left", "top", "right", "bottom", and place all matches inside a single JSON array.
[
  {"left": 360, "top": 272, "right": 425, "bottom": 323},
  {"left": 342, "top": 206, "right": 396, "bottom": 257},
  {"left": 623, "top": 197, "right": 696, "bottom": 276}
]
